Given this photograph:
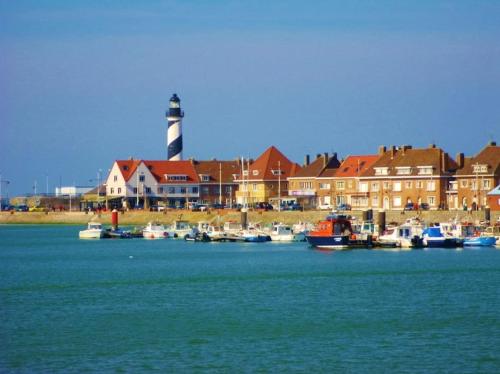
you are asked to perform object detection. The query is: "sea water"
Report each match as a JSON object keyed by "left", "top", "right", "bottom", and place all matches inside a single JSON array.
[{"left": 1, "top": 225, "right": 500, "bottom": 373}]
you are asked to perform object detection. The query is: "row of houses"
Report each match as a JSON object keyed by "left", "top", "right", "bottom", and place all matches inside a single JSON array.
[{"left": 104, "top": 141, "right": 500, "bottom": 211}]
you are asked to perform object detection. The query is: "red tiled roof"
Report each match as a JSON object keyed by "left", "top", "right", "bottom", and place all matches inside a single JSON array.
[
  {"left": 361, "top": 147, "right": 458, "bottom": 177},
  {"left": 335, "top": 155, "right": 380, "bottom": 178},
  {"left": 116, "top": 160, "right": 141, "bottom": 182},
  {"left": 292, "top": 155, "right": 341, "bottom": 178},
  {"left": 115, "top": 160, "right": 199, "bottom": 184},
  {"left": 192, "top": 160, "right": 241, "bottom": 183},
  {"left": 247, "top": 146, "right": 301, "bottom": 180},
  {"left": 455, "top": 144, "right": 500, "bottom": 176},
  {"left": 144, "top": 160, "right": 199, "bottom": 183}
]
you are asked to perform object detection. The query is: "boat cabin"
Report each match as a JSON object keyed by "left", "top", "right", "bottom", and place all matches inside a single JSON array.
[{"left": 310, "top": 215, "right": 353, "bottom": 237}]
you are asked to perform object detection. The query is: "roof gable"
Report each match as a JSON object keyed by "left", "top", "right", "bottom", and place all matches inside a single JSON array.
[
  {"left": 456, "top": 144, "right": 500, "bottom": 176},
  {"left": 247, "top": 146, "right": 301, "bottom": 180}
]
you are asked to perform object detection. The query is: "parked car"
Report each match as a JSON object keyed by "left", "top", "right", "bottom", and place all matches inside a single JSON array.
[
  {"left": 404, "top": 203, "right": 416, "bottom": 211},
  {"left": 210, "top": 203, "right": 226, "bottom": 209},
  {"left": 337, "top": 203, "right": 351, "bottom": 211},
  {"left": 255, "top": 202, "right": 273, "bottom": 211},
  {"left": 318, "top": 203, "right": 333, "bottom": 210},
  {"left": 191, "top": 204, "right": 208, "bottom": 212},
  {"left": 15, "top": 205, "right": 29, "bottom": 212},
  {"left": 419, "top": 203, "right": 430, "bottom": 210},
  {"left": 29, "top": 206, "right": 46, "bottom": 212}
]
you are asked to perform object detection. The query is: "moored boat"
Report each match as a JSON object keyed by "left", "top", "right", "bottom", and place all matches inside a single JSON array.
[
  {"left": 306, "top": 214, "right": 372, "bottom": 250},
  {"left": 142, "top": 222, "right": 169, "bottom": 239},
  {"left": 79, "top": 222, "right": 105, "bottom": 239},
  {"left": 422, "top": 227, "right": 461, "bottom": 248},
  {"left": 463, "top": 236, "right": 496, "bottom": 247}
]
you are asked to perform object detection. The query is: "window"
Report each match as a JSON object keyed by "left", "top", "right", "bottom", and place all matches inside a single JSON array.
[
  {"left": 483, "top": 180, "right": 491, "bottom": 190},
  {"left": 473, "top": 164, "right": 488, "bottom": 173},
  {"left": 428, "top": 196, "right": 436, "bottom": 206},
  {"left": 158, "top": 187, "right": 163, "bottom": 194},
  {"left": 383, "top": 181, "right": 390, "bottom": 190},
  {"left": 252, "top": 170, "right": 259, "bottom": 176},
  {"left": 168, "top": 187, "right": 175, "bottom": 194},
  {"left": 214, "top": 187, "right": 220, "bottom": 194},
  {"left": 192, "top": 187, "right": 199, "bottom": 194},
  {"left": 393, "top": 182, "right": 402, "bottom": 192},
  {"left": 405, "top": 181, "right": 412, "bottom": 189},
  {"left": 319, "top": 183, "right": 330, "bottom": 190},
  {"left": 201, "top": 175, "right": 210, "bottom": 182},
  {"left": 375, "top": 167, "right": 389, "bottom": 175},
  {"left": 225, "top": 186, "right": 232, "bottom": 193},
  {"left": 300, "top": 182, "right": 313, "bottom": 189},
  {"left": 252, "top": 183, "right": 257, "bottom": 191},
  {"left": 471, "top": 181, "right": 478, "bottom": 190},
  {"left": 426, "top": 181, "right": 436, "bottom": 191},
  {"left": 359, "top": 182, "right": 368, "bottom": 192},
  {"left": 371, "top": 196, "right": 379, "bottom": 207},
  {"left": 418, "top": 166, "right": 433, "bottom": 175},
  {"left": 139, "top": 175, "right": 145, "bottom": 182},
  {"left": 396, "top": 167, "right": 411, "bottom": 175},
  {"left": 336, "top": 181, "right": 345, "bottom": 190},
  {"left": 371, "top": 182, "right": 380, "bottom": 192},
  {"left": 415, "top": 181, "right": 423, "bottom": 189},
  {"left": 113, "top": 175, "right": 118, "bottom": 182},
  {"left": 202, "top": 187, "right": 209, "bottom": 194},
  {"left": 271, "top": 170, "right": 283, "bottom": 176},
  {"left": 133, "top": 188, "right": 138, "bottom": 194},
  {"left": 145, "top": 187, "right": 151, "bottom": 194},
  {"left": 393, "top": 196, "right": 401, "bottom": 207},
  {"left": 460, "top": 180, "right": 468, "bottom": 188},
  {"left": 110, "top": 188, "right": 114, "bottom": 194},
  {"left": 167, "top": 175, "right": 187, "bottom": 181},
  {"left": 348, "top": 180, "right": 353, "bottom": 189},
  {"left": 117, "top": 188, "right": 121, "bottom": 194}
]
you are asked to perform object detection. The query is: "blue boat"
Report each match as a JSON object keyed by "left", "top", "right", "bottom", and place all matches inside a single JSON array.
[
  {"left": 463, "top": 236, "right": 496, "bottom": 247},
  {"left": 422, "top": 227, "right": 461, "bottom": 248}
]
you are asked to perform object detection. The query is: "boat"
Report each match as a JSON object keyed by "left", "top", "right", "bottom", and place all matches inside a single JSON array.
[
  {"left": 422, "top": 226, "right": 461, "bottom": 248},
  {"left": 269, "top": 223, "right": 296, "bottom": 241},
  {"left": 306, "top": 214, "right": 373, "bottom": 250},
  {"left": 167, "top": 220, "right": 191, "bottom": 238},
  {"left": 142, "top": 222, "right": 169, "bottom": 239},
  {"left": 463, "top": 236, "right": 496, "bottom": 247},
  {"left": 105, "top": 228, "right": 132, "bottom": 239},
  {"left": 79, "top": 222, "right": 105, "bottom": 239},
  {"left": 483, "top": 225, "right": 500, "bottom": 246},
  {"left": 378, "top": 224, "right": 424, "bottom": 249},
  {"left": 238, "top": 229, "right": 269, "bottom": 242}
]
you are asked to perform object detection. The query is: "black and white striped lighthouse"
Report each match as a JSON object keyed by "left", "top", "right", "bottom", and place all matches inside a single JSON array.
[{"left": 166, "top": 93, "right": 184, "bottom": 161}]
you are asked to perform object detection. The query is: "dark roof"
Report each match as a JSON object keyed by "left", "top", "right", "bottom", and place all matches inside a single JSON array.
[
  {"left": 293, "top": 155, "right": 340, "bottom": 178},
  {"left": 455, "top": 144, "right": 500, "bottom": 176}
]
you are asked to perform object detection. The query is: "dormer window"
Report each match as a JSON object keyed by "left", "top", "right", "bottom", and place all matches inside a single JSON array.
[
  {"left": 417, "top": 166, "right": 433, "bottom": 175},
  {"left": 374, "top": 167, "right": 389, "bottom": 175},
  {"left": 165, "top": 174, "right": 187, "bottom": 181},
  {"left": 271, "top": 170, "right": 283, "bottom": 176},
  {"left": 123, "top": 165, "right": 129, "bottom": 171},
  {"left": 243, "top": 170, "right": 249, "bottom": 176},
  {"left": 200, "top": 175, "right": 210, "bottom": 182},
  {"left": 232, "top": 174, "right": 239, "bottom": 180},
  {"left": 473, "top": 164, "right": 488, "bottom": 173},
  {"left": 252, "top": 170, "right": 259, "bottom": 176},
  {"left": 396, "top": 167, "right": 411, "bottom": 175}
]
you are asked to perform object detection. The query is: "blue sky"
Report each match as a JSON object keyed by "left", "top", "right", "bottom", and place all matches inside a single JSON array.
[{"left": 1, "top": 1, "right": 500, "bottom": 195}]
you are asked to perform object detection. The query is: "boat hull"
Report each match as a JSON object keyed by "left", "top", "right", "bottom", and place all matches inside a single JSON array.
[
  {"left": 306, "top": 235, "right": 351, "bottom": 249},
  {"left": 79, "top": 230, "right": 104, "bottom": 239},
  {"left": 425, "top": 238, "right": 461, "bottom": 248},
  {"left": 463, "top": 237, "right": 496, "bottom": 246}
]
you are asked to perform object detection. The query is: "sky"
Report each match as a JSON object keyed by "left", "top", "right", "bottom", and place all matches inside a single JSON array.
[{"left": 1, "top": 0, "right": 500, "bottom": 195}]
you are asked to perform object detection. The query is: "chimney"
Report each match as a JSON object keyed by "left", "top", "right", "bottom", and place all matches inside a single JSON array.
[
  {"left": 378, "top": 145, "right": 386, "bottom": 155},
  {"left": 441, "top": 151, "right": 448, "bottom": 172},
  {"left": 429, "top": 143, "right": 436, "bottom": 149},
  {"left": 316, "top": 153, "right": 321, "bottom": 159},
  {"left": 323, "top": 153, "right": 328, "bottom": 167},
  {"left": 401, "top": 145, "right": 412, "bottom": 155},
  {"left": 489, "top": 140, "right": 497, "bottom": 146},
  {"left": 455, "top": 153, "right": 464, "bottom": 168},
  {"left": 304, "top": 154, "right": 310, "bottom": 166},
  {"left": 390, "top": 145, "right": 396, "bottom": 159}
]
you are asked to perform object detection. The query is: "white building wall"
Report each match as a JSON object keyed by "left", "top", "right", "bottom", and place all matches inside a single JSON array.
[{"left": 106, "top": 162, "right": 128, "bottom": 197}]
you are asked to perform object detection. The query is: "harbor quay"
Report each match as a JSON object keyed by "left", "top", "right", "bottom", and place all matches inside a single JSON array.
[{"left": 0, "top": 209, "right": 496, "bottom": 227}]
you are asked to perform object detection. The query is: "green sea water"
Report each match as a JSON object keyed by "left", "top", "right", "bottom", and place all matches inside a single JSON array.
[{"left": 1, "top": 225, "right": 500, "bottom": 373}]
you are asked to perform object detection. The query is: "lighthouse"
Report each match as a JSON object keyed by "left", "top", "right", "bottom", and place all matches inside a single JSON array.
[{"left": 166, "top": 93, "right": 184, "bottom": 161}]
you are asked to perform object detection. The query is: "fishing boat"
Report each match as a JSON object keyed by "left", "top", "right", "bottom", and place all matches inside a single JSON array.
[
  {"left": 142, "top": 222, "right": 169, "bottom": 239},
  {"left": 306, "top": 214, "right": 373, "bottom": 250},
  {"left": 269, "top": 223, "right": 297, "bottom": 242},
  {"left": 463, "top": 236, "right": 496, "bottom": 247},
  {"left": 167, "top": 220, "right": 191, "bottom": 238},
  {"left": 422, "top": 226, "right": 461, "bottom": 248},
  {"left": 238, "top": 229, "right": 269, "bottom": 242},
  {"left": 79, "top": 222, "right": 105, "bottom": 239}
]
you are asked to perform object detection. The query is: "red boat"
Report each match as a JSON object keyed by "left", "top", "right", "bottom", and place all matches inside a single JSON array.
[{"left": 306, "top": 215, "right": 373, "bottom": 250}]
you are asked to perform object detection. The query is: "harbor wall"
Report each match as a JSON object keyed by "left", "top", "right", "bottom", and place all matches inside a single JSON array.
[{"left": 0, "top": 209, "right": 498, "bottom": 226}]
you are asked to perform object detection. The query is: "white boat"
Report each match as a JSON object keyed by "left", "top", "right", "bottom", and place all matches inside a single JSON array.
[
  {"left": 167, "top": 220, "right": 192, "bottom": 238},
  {"left": 223, "top": 221, "right": 243, "bottom": 235},
  {"left": 378, "top": 219, "right": 424, "bottom": 248},
  {"left": 269, "top": 223, "right": 303, "bottom": 241},
  {"left": 79, "top": 222, "right": 105, "bottom": 239},
  {"left": 142, "top": 222, "right": 169, "bottom": 239}
]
